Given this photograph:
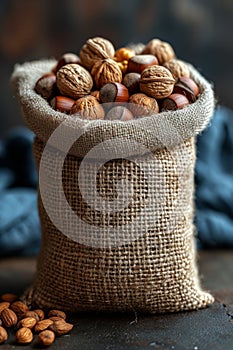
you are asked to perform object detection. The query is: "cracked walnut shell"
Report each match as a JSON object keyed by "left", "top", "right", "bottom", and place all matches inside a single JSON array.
[
  {"left": 140, "top": 65, "right": 175, "bottom": 99},
  {"left": 80, "top": 37, "right": 115, "bottom": 70},
  {"left": 142, "top": 38, "right": 175, "bottom": 64},
  {"left": 91, "top": 58, "right": 122, "bottom": 89},
  {"left": 56, "top": 63, "right": 93, "bottom": 100}
]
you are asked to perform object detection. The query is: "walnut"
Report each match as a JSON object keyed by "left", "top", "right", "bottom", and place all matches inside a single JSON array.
[
  {"left": 129, "top": 93, "right": 159, "bottom": 117},
  {"left": 163, "top": 59, "right": 190, "bottom": 80},
  {"left": 79, "top": 37, "right": 115, "bottom": 70},
  {"left": 56, "top": 63, "right": 93, "bottom": 99},
  {"left": 70, "top": 95, "right": 105, "bottom": 120},
  {"left": 142, "top": 38, "right": 175, "bottom": 64},
  {"left": 91, "top": 58, "right": 122, "bottom": 89},
  {"left": 140, "top": 65, "right": 175, "bottom": 99}
]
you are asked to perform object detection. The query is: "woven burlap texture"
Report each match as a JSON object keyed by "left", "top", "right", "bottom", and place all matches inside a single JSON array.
[{"left": 11, "top": 59, "right": 215, "bottom": 313}]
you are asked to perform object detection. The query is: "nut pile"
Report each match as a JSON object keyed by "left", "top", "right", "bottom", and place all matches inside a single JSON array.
[
  {"left": 35, "top": 36, "right": 200, "bottom": 120},
  {"left": 0, "top": 293, "right": 73, "bottom": 346}
]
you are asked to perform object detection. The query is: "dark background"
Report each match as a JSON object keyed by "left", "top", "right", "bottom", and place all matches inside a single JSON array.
[{"left": 0, "top": 0, "right": 233, "bottom": 136}]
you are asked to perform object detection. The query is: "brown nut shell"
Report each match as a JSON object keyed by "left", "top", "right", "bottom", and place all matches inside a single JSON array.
[
  {"left": 50, "top": 96, "right": 75, "bottom": 113},
  {"left": 127, "top": 54, "right": 158, "bottom": 74},
  {"left": 56, "top": 63, "right": 93, "bottom": 99},
  {"left": 140, "top": 65, "right": 175, "bottom": 99},
  {"left": 17, "top": 317, "right": 37, "bottom": 329},
  {"left": 16, "top": 327, "right": 33, "bottom": 344},
  {"left": 53, "top": 52, "right": 81, "bottom": 74},
  {"left": 129, "top": 93, "right": 159, "bottom": 117},
  {"left": 99, "top": 82, "right": 129, "bottom": 104},
  {"left": 35, "top": 73, "right": 57, "bottom": 100},
  {"left": 123, "top": 72, "right": 140, "bottom": 95},
  {"left": 0, "top": 326, "right": 8, "bottom": 344},
  {"left": 91, "top": 58, "right": 122, "bottom": 89},
  {"left": 49, "top": 319, "right": 73, "bottom": 336},
  {"left": 161, "top": 93, "right": 190, "bottom": 111},
  {"left": 0, "top": 302, "right": 10, "bottom": 313},
  {"left": 70, "top": 95, "right": 105, "bottom": 120},
  {"left": 38, "top": 330, "right": 55, "bottom": 346},
  {"left": 80, "top": 36, "right": 115, "bottom": 70},
  {"left": 35, "top": 319, "right": 54, "bottom": 333},
  {"left": 1, "top": 308, "right": 17, "bottom": 328},
  {"left": 105, "top": 106, "right": 134, "bottom": 121},
  {"left": 142, "top": 38, "right": 175, "bottom": 64},
  {"left": 10, "top": 301, "right": 29, "bottom": 317}
]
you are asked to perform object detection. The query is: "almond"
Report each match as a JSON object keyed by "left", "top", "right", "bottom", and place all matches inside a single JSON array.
[
  {"left": 0, "top": 326, "right": 8, "bottom": 344},
  {"left": 1, "top": 308, "right": 18, "bottom": 328},
  {"left": 17, "top": 317, "right": 37, "bottom": 329},
  {"left": 49, "top": 316, "right": 63, "bottom": 322},
  {"left": 49, "top": 319, "right": 73, "bottom": 336},
  {"left": 34, "top": 319, "right": 53, "bottom": 333},
  {"left": 0, "top": 302, "right": 10, "bottom": 314},
  {"left": 16, "top": 327, "right": 33, "bottom": 344},
  {"left": 37, "top": 330, "right": 55, "bottom": 346},
  {"left": 10, "top": 301, "right": 29, "bottom": 317},
  {"left": 1, "top": 293, "right": 18, "bottom": 303}
]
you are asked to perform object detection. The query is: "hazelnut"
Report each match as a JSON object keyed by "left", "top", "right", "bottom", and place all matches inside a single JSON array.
[
  {"left": 123, "top": 73, "right": 141, "bottom": 95},
  {"left": 53, "top": 52, "right": 81, "bottom": 74},
  {"left": 37, "top": 330, "right": 55, "bottom": 346},
  {"left": 161, "top": 93, "right": 190, "bottom": 111},
  {"left": 35, "top": 73, "right": 57, "bottom": 100},
  {"left": 50, "top": 96, "right": 75, "bottom": 113},
  {"left": 70, "top": 95, "right": 105, "bottom": 120},
  {"left": 129, "top": 93, "right": 159, "bottom": 117},
  {"left": 163, "top": 59, "right": 190, "bottom": 80},
  {"left": 56, "top": 63, "right": 93, "bottom": 99},
  {"left": 49, "top": 319, "right": 73, "bottom": 336},
  {"left": 140, "top": 65, "right": 175, "bottom": 99},
  {"left": 0, "top": 326, "right": 8, "bottom": 344},
  {"left": 99, "top": 82, "right": 129, "bottom": 104},
  {"left": 16, "top": 327, "right": 33, "bottom": 344},
  {"left": 105, "top": 106, "right": 134, "bottom": 121},
  {"left": 91, "top": 58, "right": 122, "bottom": 89},
  {"left": 80, "top": 36, "right": 115, "bottom": 70},
  {"left": 127, "top": 54, "right": 158, "bottom": 74},
  {"left": 142, "top": 38, "right": 175, "bottom": 64},
  {"left": 176, "top": 76, "right": 199, "bottom": 97},
  {"left": 173, "top": 77, "right": 198, "bottom": 103}
]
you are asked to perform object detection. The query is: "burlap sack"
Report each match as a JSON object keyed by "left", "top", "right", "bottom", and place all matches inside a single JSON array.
[{"left": 11, "top": 59, "right": 215, "bottom": 313}]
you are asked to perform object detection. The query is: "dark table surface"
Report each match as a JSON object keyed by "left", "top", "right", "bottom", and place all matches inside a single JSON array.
[{"left": 0, "top": 250, "right": 233, "bottom": 350}]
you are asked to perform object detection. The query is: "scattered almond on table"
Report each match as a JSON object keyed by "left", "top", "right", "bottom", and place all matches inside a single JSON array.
[{"left": 0, "top": 293, "right": 74, "bottom": 346}]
